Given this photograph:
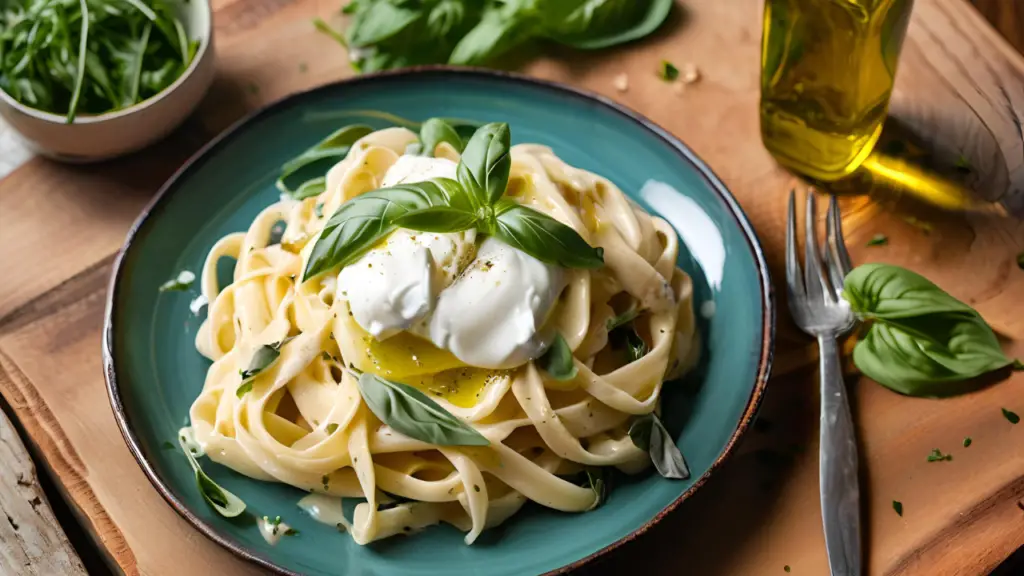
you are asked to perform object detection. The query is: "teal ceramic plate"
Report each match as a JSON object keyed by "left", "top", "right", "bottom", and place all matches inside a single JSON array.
[{"left": 104, "top": 68, "right": 774, "bottom": 576}]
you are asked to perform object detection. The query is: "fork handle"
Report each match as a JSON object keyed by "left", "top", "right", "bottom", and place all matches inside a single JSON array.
[{"left": 818, "top": 335, "right": 862, "bottom": 576}]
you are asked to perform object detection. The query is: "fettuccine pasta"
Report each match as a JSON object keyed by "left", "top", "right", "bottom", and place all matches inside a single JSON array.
[{"left": 186, "top": 126, "right": 700, "bottom": 545}]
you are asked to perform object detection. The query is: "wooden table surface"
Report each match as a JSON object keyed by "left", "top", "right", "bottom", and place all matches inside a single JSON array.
[{"left": 2, "top": 1, "right": 1023, "bottom": 575}]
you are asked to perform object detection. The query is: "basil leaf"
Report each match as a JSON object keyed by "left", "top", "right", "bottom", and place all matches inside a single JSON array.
[
  {"left": 1003, "top": 408, "right": 1020, "bottom": 424},
  {"left": 239, "top": 343, "right": 282, "bottom": 382},
  {"left": 546, "top": 0, "right": 673, "bottom": 50},
  {"left": 303, "top": 180, "right": 453, "bottom": 280},
  {"left": 276, "top": 124, "right": 373, "bottom": 198},
  {"left": 178, "top": 432, "right": 246, "bottom": 517},
  {"left": 853, "top": 313, "right": 1011, "bottom": 396},
  {"left": 159, "top": 270, "right": 195, "bottom": 292},
  {"left": 539, "top": 333, "right": 577, "bottom": 381},
  {"left": 843, "top": 263, "right": 976, "bottom": 320},
  {"left": 457, "top": 122, "right": 511, "bottom": 207},
  {"left": 392, "top": 206, "right": 478, "bottom": 233},
  {"left": 291, "top": 177, "right": 327, "bottom": 201},
  {"left": 346, "top": 1, "right": 423, "bottom": 47},
  {"left": 448, "top": 4, "right": 538, "bottom": 66},
  {"left": 492, "top": 201, "right": 605, "bottom": 269},
  {"left": 419, "top": 117, "right": 464, "bottom": 156},
  {"left": 629, "top": 413, "right": 689, "bottom": 479},
  {"left": 356, "top": 373, "right": 490, "bottom": 446}
]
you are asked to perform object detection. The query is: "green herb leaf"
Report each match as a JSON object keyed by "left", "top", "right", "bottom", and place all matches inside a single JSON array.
[
  {"left": 1013, "top": 359, "right": 1024, "bottom": 371},
  {"left": 926, "top": 448, "right": 953, "bottom": 462},
  {"left": 892, "top": 500, "right": 903, "bottom": 516},
  {"left": 303, "top": 181, "right": 454, "bottom": 280},
  {"left": 843, "top": 263, "right": 975, "bottom": 320},
  {"left": 963, "top": 437, "right": 972, "bottom": 448},
  {"left": 346, "top": 1, "right": 423, "bottom": 48},
  {"left": 276, "top": 124, "right": 373, "bottom": 198},
  {"left": 547, "top": 0, "right": 673, "bottom": 50},
  {"left": 159, "top": 270, "right": 195, "bottom": 292},
  {"left": 866, "top": 233, "right": 889, "bottom": 247},
  {"left": 419, "top": 117, "right": 464, "bottom": 156},
  {"left": 457, "top": 122, "right": 511, "bottom": 207},
  {"left": 492, "top": 201, "right": 605, "bottom": 269},
  {"left": 539, "top": 333, "right": 577, "bottom": 381},
  {"left": 392, "top": 205, "right": 479, "bottom": 233},
  {"left": 356, "top": 373, "right": 490, "bottom": 446},
  {"left": 326, "top": 423, "right": 339, "bottom": 434},
  {"left": 658, "top": 60, "right": 679, "bottom": 81},
  {"left": 628, "top": 413, "right": 689, "bottom": 479},
  {"left": 1003, "top": 408, "right": 1020, "bottom": 424},
  {"left": 236, "top": 381, "right": 254, "bottom": 398},
  {"left": 178, "top": 432, "right": 246, "bottom": 517},
  {"left": 784, "top": 567, "right": 791, "bottom": 574},
  {"left": 851, "top": 312, "right": 1011, "bottom": 396},
  {"left": 448, "top": 4, "right": 537, "bottom": 66},
  {"left": 239, "top": 341, "right": 287, "bottom": 382}
]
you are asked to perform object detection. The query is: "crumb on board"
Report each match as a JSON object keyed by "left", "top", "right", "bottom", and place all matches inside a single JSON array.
[
  {"left": 681, "top": 63, "right": 700, "bottom": 84},
  {"left": 613, "top": 73, "right": 629, "bottom": 92}
]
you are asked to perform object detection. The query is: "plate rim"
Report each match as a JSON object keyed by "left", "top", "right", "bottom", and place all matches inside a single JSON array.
[{"left": 103, "top": 66, "right": 775, "bottom": 576}]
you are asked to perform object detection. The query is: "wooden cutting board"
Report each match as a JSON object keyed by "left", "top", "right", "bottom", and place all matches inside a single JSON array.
[{"left": 1, "top": 1, "right": 1023, "bottom": 574}]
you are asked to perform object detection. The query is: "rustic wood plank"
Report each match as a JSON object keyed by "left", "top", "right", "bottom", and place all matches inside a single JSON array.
[
  {"left": 0, "top": 1, "right": 1021, "bottom": 575},
  {"left": 0, "top": 409, "right": 87, "bottom": 575}
]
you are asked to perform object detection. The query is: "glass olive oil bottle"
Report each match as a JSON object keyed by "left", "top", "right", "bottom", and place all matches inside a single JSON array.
[{"left": 760, "top": 0, "right": 914, "bottom": 181}]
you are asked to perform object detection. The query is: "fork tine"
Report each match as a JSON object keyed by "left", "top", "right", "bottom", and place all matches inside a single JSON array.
[
  {"left": 824, "top": 196, "right": 845, "bottom": 296},
  {"left": 804, "top": 191, "right": 831, "bottom": 303},
  {"left": 785, "top": 190, "right": 805, "bottom": 304},
  {"left": 828, "top": 195, "right": 853, "bottom": 275}
]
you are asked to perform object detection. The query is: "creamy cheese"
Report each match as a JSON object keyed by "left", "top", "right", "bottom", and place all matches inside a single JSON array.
[{"left": 425, "top": 237, "right": 566, "bottom": 369}]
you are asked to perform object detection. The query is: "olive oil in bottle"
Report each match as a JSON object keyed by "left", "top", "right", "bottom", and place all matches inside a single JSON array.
[{"left": 760, "top": 0, "right": 914, "bottom": 181}]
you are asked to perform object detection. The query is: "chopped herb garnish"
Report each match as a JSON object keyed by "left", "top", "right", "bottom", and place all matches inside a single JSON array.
[
  {"left": 321, "top": 474, "right": 329, "bottom": 486},
  {"left": 926, "top": 448, "right": 953, "bottom": 462},
  {"left": 866, "top": 233, "right": 888, "bottom": 247},
  {"left": 658, "top": 60, "right": 679, "bottom": 81},
  {"left": 285, "top": 528, "right": 299, "bottom": 536},
  {"left": 321, "top": 351, "right": 331, "bottom": 361},
  {"left": 606, "top": 306, "right": 640, "bottom": 331},
  {"left": 892, "top": 500, "right": 903, "bottom": 516},
  {"left": 784, "top": 566, "right": 791, "bottom": 573},
  {"left": 159, "top": 270, "right": 195, "bottom": 292},
  {"left": 326, "top": 423, "right": 339, "bottom": 434},
  {"left": 1002, "top": 408, "right": 1020, "bottom": 424},
  {"left": 963, "top": 437, "right": 972, "bottom": 448}
]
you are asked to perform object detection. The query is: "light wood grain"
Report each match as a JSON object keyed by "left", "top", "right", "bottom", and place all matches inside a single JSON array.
[
  {"left": 0, "top": 409, "right": 87, "bottom": 575},
  {"left": 0, "top": 1, "right": 1022, "bottom": 575}
]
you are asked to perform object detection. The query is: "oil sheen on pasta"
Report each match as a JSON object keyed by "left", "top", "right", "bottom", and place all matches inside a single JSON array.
[
  {"left": 760, "top": 0, "right": 913, "bottom": 181},
  {"left": 186, "top": 126, "right": 700, "bottom": 546}
]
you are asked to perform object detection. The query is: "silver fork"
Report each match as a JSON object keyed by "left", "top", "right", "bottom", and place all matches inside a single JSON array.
[{"left": 786, "top": 190, "right": 860, "bottom": 576}]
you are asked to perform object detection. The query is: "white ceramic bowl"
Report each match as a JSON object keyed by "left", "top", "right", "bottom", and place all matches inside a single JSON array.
[{"left": 0, "top": 0, "right": 214, "bottom": 162}]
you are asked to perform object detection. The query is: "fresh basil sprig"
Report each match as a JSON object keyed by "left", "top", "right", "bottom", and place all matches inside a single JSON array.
[
  {"left": 539, "top": 333, "right": 577, "bottom": 381},
  {"left": 844, "top": 263, "right": 1013, "bottom": 396},
  {"left": 178, "top": 430, "right": 246, "bottom": 517},
  {"left": 629, "top": 413, "right": 689, "bottom": 480},
  {"left": 356, "top": 372, "right": 490, "bottom": 446},
  {"left": 304, "top": 121, "right": 604, "bottom": 280}
]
